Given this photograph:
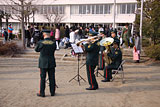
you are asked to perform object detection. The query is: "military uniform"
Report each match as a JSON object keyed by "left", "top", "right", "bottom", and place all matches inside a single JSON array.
[
  {"left": 84, "top": 41, "right": 100, "bottom": 90},
  {"left": 35, "top": 38, "right": 56, "bottom": 97},
  {"left": 98, "top": 46, "right": 105, "bottom": 70},
  {"left": 103, "top": 47, "right": 122, "bottom": 82}
]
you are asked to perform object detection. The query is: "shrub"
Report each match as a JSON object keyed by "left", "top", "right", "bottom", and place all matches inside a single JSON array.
[
  {"left": 144, "top": 44, "right": 160, "bottom": 60},
  {"left": 142, "top": 38, "right": 151, "bottom": 47},
  {"left": 0, "top": 41, "right": 22, "bottom": 56}
]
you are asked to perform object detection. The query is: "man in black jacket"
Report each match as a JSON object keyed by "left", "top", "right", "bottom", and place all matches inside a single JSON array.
[
  {"left": 84, "top": 36, "right": 100, "bottom": 90},
  {"left": 35, "top": 30, "right": 57, "bottom": 97},
  {"left": 102, "top": 40, "right": 122, "bottom": 82}
]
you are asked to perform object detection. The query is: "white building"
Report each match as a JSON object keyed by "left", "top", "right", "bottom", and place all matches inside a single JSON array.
[{"left": 0, "top": 0, "right": 137, "bottom": 33}]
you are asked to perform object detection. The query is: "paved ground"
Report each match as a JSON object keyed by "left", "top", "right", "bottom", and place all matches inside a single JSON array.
[{"left": 0, "top": 49, "right": 160, "bottom": 107}]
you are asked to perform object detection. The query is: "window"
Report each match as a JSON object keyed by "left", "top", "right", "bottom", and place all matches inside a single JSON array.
[
  {"left": 104, "top": 4, "right": 111, "bottom": 14},
  {"left": 92, "top": 5, "right": 95, "bottom": 14},
  {"left": 48, "top": 5, "right": 52, "bottom": 13},
  {"left": 87, "top": 5, "right": 91, "bottom": 14},
  {"left": 96, "top": 5, "right": 100, "bottom": 14},
  {"left": 82, "top": 5, "right": 86, "bottom": 14},
  {"left": 79, "top": 5, "right": 82, "bottom": 14},
  {"left": 122, "top": 4, "right": 126, "bottom": 14},
  {"left": 100, "top": 5, "right": 103, "bottom": 14},
  {"left": 131, "top": 4, "right": 135, "bottom": 13},
  {"left": 71, "top": 5, "right": 79, "bottom": 14},
  {"left": 117, "top": 3, "right": 136, "bottom": 14},
  {"left": 43, "top": 6, "right": 48, "bottom": 14},
  {"left": 59, "top": 6, "right": 64, "bottom": 14}
]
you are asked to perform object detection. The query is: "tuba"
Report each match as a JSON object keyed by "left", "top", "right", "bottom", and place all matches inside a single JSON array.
[{"left": 100, "top": 37, "right": 114, "bottom": 65}]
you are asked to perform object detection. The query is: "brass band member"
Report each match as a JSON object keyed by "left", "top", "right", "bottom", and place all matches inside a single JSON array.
[
  {"left": 35, "top": 30, "right": 56, "bottom": 97},
  {"left": 98, "top": 33, "right": 106, "bottom": 70},
  {"left": 102, "top": 40, "right": 122, "bottom": 82},
  {"left": 84, "top": 33, "right": 100, "bottom": 90}
]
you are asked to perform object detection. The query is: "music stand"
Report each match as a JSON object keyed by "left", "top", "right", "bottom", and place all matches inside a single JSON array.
[{"left": 69, "top": 44, "right": 86, "bottom": 85}]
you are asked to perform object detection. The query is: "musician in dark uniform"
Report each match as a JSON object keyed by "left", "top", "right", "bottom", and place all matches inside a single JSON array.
[
  {"left": 111, "top": 31, "right": 120, "bottom": 47},
  {"left": 35, "top": 30, "right": 56, "bottom": 97},
  {"left": 98, "top": 33, "right": 106, "bottom": 70},
  {"left": 102, "top": 40, "right": 122, "bottom": 82},
  {"left": 84, "top": 34, "right": 100, "bottom": 90}
]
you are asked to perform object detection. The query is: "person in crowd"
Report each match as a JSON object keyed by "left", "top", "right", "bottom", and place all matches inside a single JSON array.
[
  {"left": 8, "top": 24, "right": 13, "bottom": 41},
  {"left": 35, "top": 30, "right": 57, "bottom": 97},
  {"left": 89, "top": 27, "right": 99, "bottom": 36},
  {"left": 104, "top": 26, "right": 110, "bottom": 37},
  {"left": 102, "top": 40, "right": 122, "bottom": 82},
  {"left": 98, "top": 24, "right": 104, "bottom": 34},
  {"left": 3, "top": 28, "right": 8, "bottom": 43},
  {"left": 65, "top": 25, "right": 70, "bottom": 38},
  {"left": 25, "top": 26, "right": 31, "bottom": 47},
  {"left": 85, "top": 27, "right": 89, "bottom": 36},
  {"left": 33, "top": 26, "right": 40, "bottom": 46},
  {"left": 84, "top": 33, "right": 100, "bottom": 90},
  {"left": 111, "top": 31, "right": 120, "bottom": 47},
  {"left": 50, "top": 28, "right": 54, "bottom": 41},
  {"left": 78, "top": 26, "right": 84, "bottom": 39},
  {"left": 75, "top": 29, "right": 80, "bottom": 43},
  {"left": 40, "top": 26, "right": 45, "bottom": 40},
  {"left": 121, "top": 23, "right": 132, "bottom": 48},
  {"left": 108, "top": 24, "right": 113, "bottom": 37},
  {"left": 55, "top": 25, "right": 61, "bottom": 48},
  {"left": 30, "top": 25, "right": 35, "bottom": 45},
  {"left": 133, "top": 32, "right": 141, "bottom": 63},
  {"left": 69, "top": 27, "right": 76, "bottom": 45}
]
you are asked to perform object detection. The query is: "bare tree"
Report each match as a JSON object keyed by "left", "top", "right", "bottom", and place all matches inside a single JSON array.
[
  {"left": 5, "top": 0, "right": 37, "bottom": 49},
  {"left": 44, "top": 10, "right": 64, "bottom": 29}
]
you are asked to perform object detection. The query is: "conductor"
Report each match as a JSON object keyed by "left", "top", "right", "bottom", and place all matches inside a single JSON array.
[{"left": 35, "top": 30, "right": 57, "bottom": 97}]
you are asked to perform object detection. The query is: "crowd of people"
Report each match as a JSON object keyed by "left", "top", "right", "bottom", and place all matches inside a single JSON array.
[
  {"left": 2, "top": 24, "right": 14, "bottom": 43},
  {"left": 23, "top": 23, "right": 134, "bottom": 48}
]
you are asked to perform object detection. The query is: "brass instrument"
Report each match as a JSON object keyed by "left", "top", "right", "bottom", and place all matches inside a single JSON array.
[
  {"left": 76, "top": 36, "right": 100, "bottom": 46},
  {"left": 100, "top": 37, "right": 114, "bottom": 65}
]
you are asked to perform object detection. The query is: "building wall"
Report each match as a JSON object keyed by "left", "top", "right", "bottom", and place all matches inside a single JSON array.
[{"left": 0, "top": 0, "right": 137, "bottom": 32}]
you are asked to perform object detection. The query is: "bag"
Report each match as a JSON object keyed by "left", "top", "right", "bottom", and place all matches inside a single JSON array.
[
  {"left": 133, "top": 50, "right": 139, "bottom": 60},
  {"left": 56, "top": 41, "right": 59, "bottom": 50},
  {"left": 31, "top": 37, "right": 34, "bottom": 43}
]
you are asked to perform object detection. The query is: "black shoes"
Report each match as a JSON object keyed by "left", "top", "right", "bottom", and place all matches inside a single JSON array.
[
  {"left": 37, "top": 93, "right": 45, "bottom": 97},
  {"left": 86, "top": 86, "right": 99, "bottom": 90},
  {"left": 101, "top": 79, "right": 110, "bottom": 82},
  {"left": 51, "top": 93, "right": 55, "bottom": 96}
]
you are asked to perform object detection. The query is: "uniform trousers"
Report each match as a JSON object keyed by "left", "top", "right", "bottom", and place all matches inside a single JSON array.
[
  {"left": 104, "top": 64, "right": 117, "bottom": 80},
  {"left": 39, "top": 68, "right": 55, "bottom": 95},
  {"left": 86, "top": 64, "right": 98, "bottom": 88}
]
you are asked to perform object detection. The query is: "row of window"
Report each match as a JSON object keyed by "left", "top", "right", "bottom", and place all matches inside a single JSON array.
[
  {"left": 0, "top": 3, "right": 136, "bottom": 15},
  {"left": 35, "top": 5, "right": 65, "bottom": 14},
  {"left": 71, "top": 4, "right": 136, "bottom": 15},
  {"left": 117, "top": 4, "right": 136, "bottom": 14},
  {"left": 71, "top": 4, "right": 111, "bottom": 15},
  {"left": 0, "top": 5, "right": 65, "bottom": 15}
]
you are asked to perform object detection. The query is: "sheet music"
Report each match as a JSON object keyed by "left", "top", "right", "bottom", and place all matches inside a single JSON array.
[{"left": 71, "top": 44, "right": 84, "bottom": 53}]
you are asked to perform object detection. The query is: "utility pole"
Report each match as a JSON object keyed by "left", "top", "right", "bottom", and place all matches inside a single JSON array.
[
  {"left": 113, "top": 0, "right": 116, "bottom": 30},
  {"left": 140, "top": 0, "right": 144, "bottom": 50}
]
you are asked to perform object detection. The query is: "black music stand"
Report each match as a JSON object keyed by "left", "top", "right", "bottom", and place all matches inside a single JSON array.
[{"left": 69, "top": 44, "right": 86, "bottom": 86}]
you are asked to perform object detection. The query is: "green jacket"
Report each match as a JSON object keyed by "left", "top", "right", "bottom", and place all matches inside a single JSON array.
[
  {"left": 121, "top": 26, "right": 131, "bottom": 40},
  {"left": 107, "top": 47, "right": 122, "bottom": 68},
  {"left": 35, "top": 38, "right": 56, "bottom": 68},
  {"left": 85, "top": 41, "right": 100, "bottom": 66}
]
